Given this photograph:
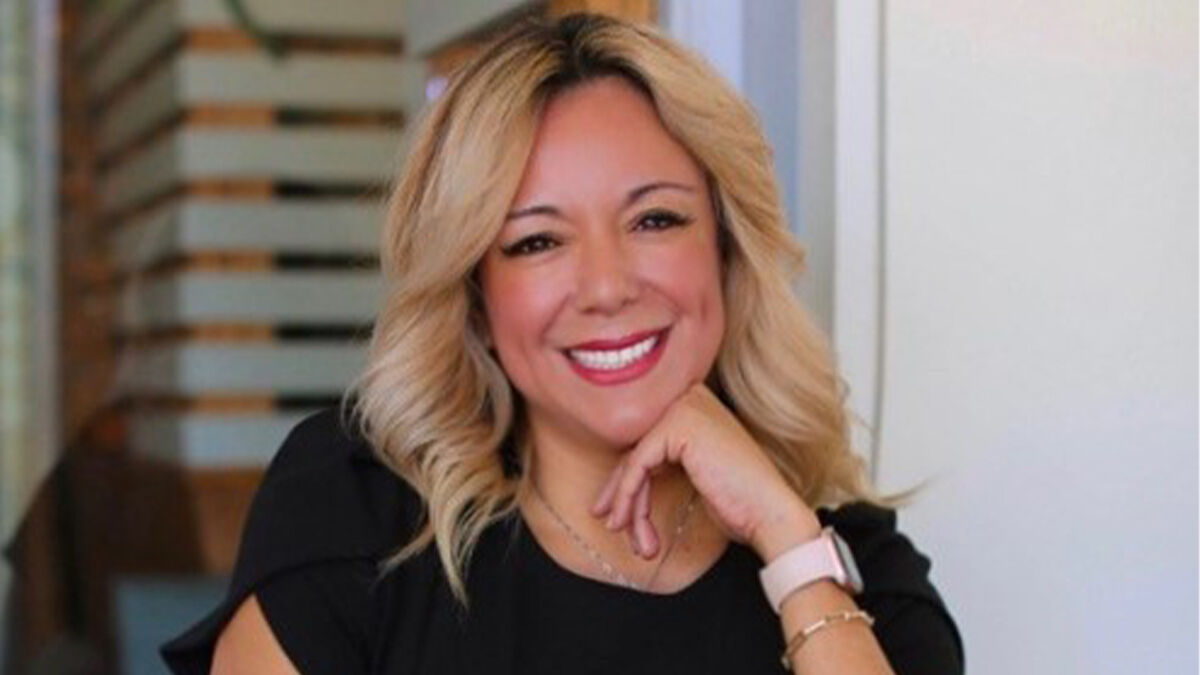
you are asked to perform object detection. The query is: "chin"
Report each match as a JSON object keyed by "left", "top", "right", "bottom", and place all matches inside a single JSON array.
[{"left": 587, "top": 404, "right": 668, "bottom": 448}]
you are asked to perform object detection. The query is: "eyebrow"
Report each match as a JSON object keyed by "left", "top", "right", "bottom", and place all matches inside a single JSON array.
[{"left": 505, "top": 181, "right": 696, "bottom": 221}]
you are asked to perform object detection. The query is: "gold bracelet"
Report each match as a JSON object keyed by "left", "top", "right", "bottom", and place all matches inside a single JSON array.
[{"left": 779, "top": 609, "right": 875, "bottom": 670}]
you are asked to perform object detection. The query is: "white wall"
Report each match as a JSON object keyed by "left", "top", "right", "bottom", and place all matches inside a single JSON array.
[
  {"left": 832, "top": 1, "right": 884, "bottom": 467},
  {"left": 663, "top": 0, "right": 837, "bottom": 335},
  {"left": 875, "top": 2, "right": 1197, "bottom": 673}
]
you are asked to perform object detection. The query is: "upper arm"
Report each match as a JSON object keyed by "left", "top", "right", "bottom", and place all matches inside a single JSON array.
[
  {"left": 212, "top": 559, "right": 375, "bottom": 675},
  {"left": 212, "top": 595, "right": 302, "bottom": 675},
  {"left": 820, "top": 503, "right": 964, "bottom": 673},
  {"left": 870, "top": 595, "right": 964, "bottom": 675},
  {"left": 161, "top": 408, "right": 400, "bottom": 674}
]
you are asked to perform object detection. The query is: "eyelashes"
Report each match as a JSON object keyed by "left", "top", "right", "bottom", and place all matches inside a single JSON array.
[
  {"left": 499, "top": 210, "right": 694, "bottom": 257},
  {"left": 501, "top": 233, "right": 558, "bottom": 257},
  {"left": 636, "top": 210, "right": 692, "bottom": 231}
]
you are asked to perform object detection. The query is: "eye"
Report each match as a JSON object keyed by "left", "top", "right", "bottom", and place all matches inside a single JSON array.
[
  {"left": 635, "top": 209, "right": 692, "bottom": 231},
  {"left": 500, "top": 233, "right": 560, "bottom": 257}
]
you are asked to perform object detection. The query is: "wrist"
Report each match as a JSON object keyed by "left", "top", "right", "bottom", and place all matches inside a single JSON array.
[{"left": 750, "top": 492, "right": 823, "bottom": 563}]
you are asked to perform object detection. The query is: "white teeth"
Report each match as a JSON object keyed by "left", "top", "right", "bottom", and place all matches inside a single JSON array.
[{"left": 568, "top": 334, "right": 659, "bottom": 371}]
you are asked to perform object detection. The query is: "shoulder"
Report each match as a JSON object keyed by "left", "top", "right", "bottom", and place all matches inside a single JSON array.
[
  {"left": 233, "top": 407, "right": 422, "bottom": 579},
  {"left": 261, "top": 405, "right": 381, "bottom": 479},
  {"left": 817, "top": 501, "right": 966, "bottom": 674},
  {"left": 161, "top": 408, "right": 422, "bottom": 674}
]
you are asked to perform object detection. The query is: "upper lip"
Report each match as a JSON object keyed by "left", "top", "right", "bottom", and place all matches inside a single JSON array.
[{"left": 565, "top": 327, "right": 667, "bottom": 351}]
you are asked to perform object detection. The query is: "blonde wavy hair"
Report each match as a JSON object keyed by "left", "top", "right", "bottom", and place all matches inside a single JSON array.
[{"left": 342, "top": 12, "right": 877, "bottom": 607}]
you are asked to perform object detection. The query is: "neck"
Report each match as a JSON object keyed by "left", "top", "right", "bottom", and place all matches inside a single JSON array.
[{"left": 521, "top": 416, "right": 704, "bottom": 561}]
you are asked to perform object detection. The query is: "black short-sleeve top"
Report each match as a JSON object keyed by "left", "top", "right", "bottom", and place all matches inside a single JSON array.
[{"left": 160, "top": 408, "right": 964, "bottom": 674}]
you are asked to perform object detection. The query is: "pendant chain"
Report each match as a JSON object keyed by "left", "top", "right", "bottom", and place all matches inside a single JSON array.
[{"left": 532, "top": 479, "right": 698, "bottom": 592}]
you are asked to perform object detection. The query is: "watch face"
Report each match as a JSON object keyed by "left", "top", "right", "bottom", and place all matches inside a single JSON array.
[{"left": 832, "top": 531, "right": 865, "bottom": 594}]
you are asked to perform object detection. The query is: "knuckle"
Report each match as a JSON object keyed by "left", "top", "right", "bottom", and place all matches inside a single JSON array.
[{"left": 618, "top": 476, "right": 641, "bottom": 496}]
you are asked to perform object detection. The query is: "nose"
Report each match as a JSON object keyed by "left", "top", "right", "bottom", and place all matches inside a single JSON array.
[{"left": 572, "top": 231, "right": 639, "bottom": 314}]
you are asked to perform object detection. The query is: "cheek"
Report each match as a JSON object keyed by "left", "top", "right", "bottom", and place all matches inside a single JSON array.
[
  {"left": 694, "top": 262, "right": 727, "bottom": 358},
  {"left": 479, "top": 262, "right": 564, "bottom": 366},
  {"left": 651, "top": 237, "right": 725, "bottom": 331}
]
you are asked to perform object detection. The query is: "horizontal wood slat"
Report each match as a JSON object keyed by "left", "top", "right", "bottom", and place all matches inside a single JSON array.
[
  {"left": 118, "top": 325, "right": 370, "bottom": 351},
  {"left": 179, "top": 0, "right": 404, "bottom": 37},
  {"left": 129, "top": 410, "right": 318, "bottom": 466},
  {"left": 128, "top": 393, "right": 343, "bottom": 414},
  {"left": 100, "top": 127, "right": 400, "bottom": 216},
  {"left": 87, "top": 0, "right": 405, "bottom": 98},
  {"left": 123, "top": 324, "right": 276, "bottom": 346},
  {"left": 135, "top": 252, "right": 375, "bottom": 281},
  {"left": 116, "top": 343, "right": 366, "bottom": 395},
  {"left": 111, "top": 200, "right": 381, "bottom": 271},
  {"left": 97, "top": 52, "right": 418, "bottom": 157},
  {"left": 184, "top": 28, "right": 404, "bottom": 54},
  {"left": 405, "top": 0, "right": 531, "bottom": 56},
  {"left": 119, "top": 270, "right": 381, "bottom": 329}
]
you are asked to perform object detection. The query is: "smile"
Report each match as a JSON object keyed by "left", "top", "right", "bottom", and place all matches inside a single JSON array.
[
  {"left": 563, "top": 328, "right": 670, "bottom": 385},
  {"left": 568, "top": 333, "right": 658, "bottom": 370}
]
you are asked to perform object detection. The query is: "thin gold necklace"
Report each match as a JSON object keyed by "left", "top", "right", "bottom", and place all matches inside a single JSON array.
[{"left": 531, "top": 479, "right": 699, "bottom": 592}]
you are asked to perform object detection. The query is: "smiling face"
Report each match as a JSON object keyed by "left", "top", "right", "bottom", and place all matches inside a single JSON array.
[{"left": 477, "top": 76, "right": 726, "bottom": 452}]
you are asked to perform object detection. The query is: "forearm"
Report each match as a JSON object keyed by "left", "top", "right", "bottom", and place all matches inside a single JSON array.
[
  {"left": 776, "top": 581, "right": 893, "bottom": 674},
  {"left": 753, "top": 500, "right": 895, "bottom": 674}
]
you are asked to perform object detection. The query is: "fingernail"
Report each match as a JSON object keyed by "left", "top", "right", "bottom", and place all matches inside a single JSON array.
[{"left": 642, "top": 528, "right": 658, "bottom": 559}]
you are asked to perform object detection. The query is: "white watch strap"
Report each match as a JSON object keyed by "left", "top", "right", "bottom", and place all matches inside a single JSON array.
[{"left": 759, "top": 527, "right": 847, "bottom": 614}]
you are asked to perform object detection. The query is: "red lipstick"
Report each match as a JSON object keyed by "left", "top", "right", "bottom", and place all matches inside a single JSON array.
[
  {"left": 563, "top": 327, "right": 670, "bottom": 386},
  {"left": 566, "top": 328, "right": 665, "bottom": 351}
]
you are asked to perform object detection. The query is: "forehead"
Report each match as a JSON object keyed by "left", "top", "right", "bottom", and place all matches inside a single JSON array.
[{"left": 510, "top": 77, "right": 706, "bottom": 206}]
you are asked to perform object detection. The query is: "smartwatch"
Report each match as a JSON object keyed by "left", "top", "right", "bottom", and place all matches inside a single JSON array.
[{"left": 759, "top": 526, "right": 864, "bottom": 614}]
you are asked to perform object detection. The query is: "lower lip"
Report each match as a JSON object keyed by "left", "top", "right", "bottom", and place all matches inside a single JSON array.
[{"left": 565, "top": 329, "right": 670, "bottom": 386}]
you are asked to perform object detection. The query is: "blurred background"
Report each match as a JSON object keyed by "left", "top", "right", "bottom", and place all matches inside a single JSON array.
[{"left": 0, "top": 0, "right": 1195, "bottom": 673}]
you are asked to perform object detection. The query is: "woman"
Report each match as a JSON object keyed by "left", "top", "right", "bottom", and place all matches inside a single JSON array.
[{"left": 162, "top": 13, "right": 962, "bottom": 674}]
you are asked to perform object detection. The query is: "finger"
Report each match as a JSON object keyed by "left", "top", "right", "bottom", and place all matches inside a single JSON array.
[
  {"left": 604, "top": 463, "right": 630, "bottom": 530},
  {"left": 591, "top": 463, "right": 623, "bottom": 516},
  {"left": 609, "top": 465, "right": 646, "bottom": 531},
  {"left": 634, "top": 514, "right": 658, "bottom": 560},
  {"left": 625, "top": 524, "right": 643, "bottom": 557},
  {"left": 610, "top": 437, "right": 667, "bottom": 530},
  {"left": 637, "top": 475, "right": 652, "bottom": 519},
  {"left": 634, "top": 479, "right": 659, "bottom": 558}
]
